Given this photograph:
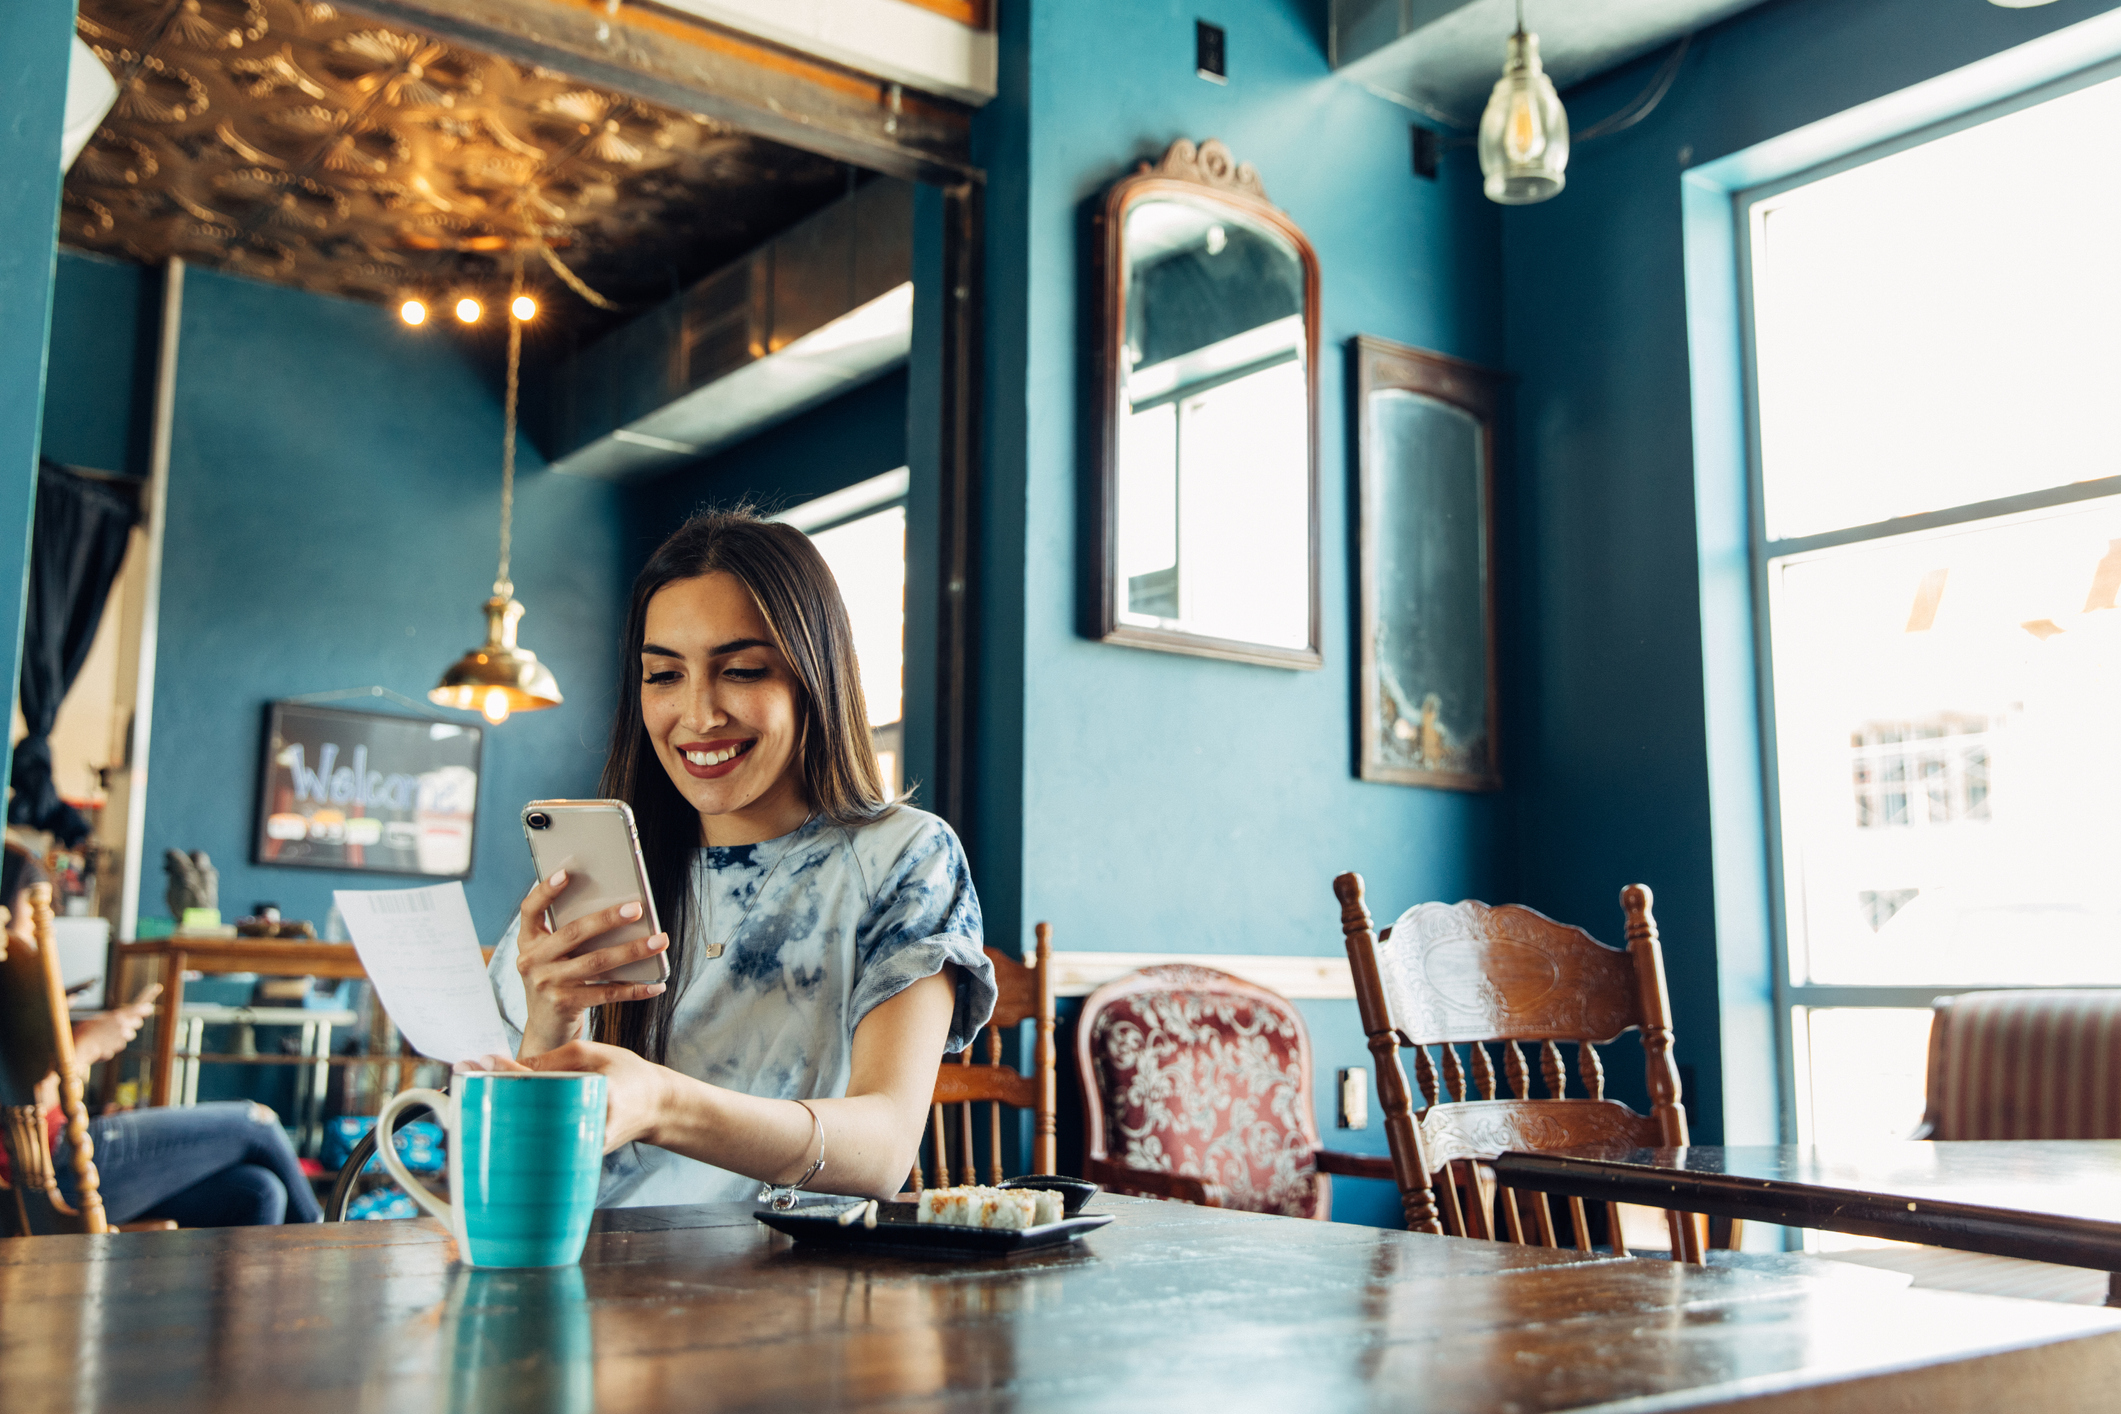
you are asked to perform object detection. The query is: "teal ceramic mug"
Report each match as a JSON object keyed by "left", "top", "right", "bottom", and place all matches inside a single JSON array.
[{"left": 376, "top": 1072, "right": 606, "bottom": 1268}]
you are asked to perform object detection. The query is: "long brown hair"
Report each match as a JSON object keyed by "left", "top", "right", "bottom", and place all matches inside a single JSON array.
[{"left": 593, "top": 508, "right": 894, "bottom": 1062}]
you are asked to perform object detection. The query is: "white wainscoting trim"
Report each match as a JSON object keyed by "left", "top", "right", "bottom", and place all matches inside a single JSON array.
[{"left": 1049, "top": 951, "right": 1354, "bottom": 1001}]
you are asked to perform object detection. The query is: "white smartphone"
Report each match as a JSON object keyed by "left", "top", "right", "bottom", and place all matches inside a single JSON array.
[{"left": 520, "top": 799, "right": 670, "bottom": 986}]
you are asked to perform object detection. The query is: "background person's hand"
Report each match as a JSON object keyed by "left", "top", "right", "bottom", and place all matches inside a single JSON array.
[
  {"left": 527, "top": 1039, "right": 672, "bottom": 1152},
  {"left": 68, "top": 983, "right": 163, "bottom": 1068},
  {"left": 513, "top": 870, "right": 668, "bottom": 1058}
]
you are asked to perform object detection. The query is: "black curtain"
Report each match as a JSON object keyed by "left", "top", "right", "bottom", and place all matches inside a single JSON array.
[{"left": 9, "top": 461, "right": 141, "bottom": 844}]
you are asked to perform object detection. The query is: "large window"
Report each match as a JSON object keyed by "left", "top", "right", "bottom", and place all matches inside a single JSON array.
[
  {"left": 1744, "top": 71, "right": 2121, "bottom": 1150},
  {"left": 777, "top": 470, "right": 908, "bottom": 796}
]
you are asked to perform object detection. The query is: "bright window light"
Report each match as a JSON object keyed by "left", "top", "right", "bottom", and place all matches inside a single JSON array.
[
  {"left": 1750, "top": 72, "right": 2121, "bottom": 1151},
  {"left": 799, "top": 487, "right": 907, "bottom": 796},
  {"left": 1798, "top": 1008, "right": 1936, "bottom": 1149},
  {"left": 1752, "top": 76, "right": 2121, "bottom": 540},
  {"left": 1770, "top": 499, "right": 2121, "bottom": 987}
]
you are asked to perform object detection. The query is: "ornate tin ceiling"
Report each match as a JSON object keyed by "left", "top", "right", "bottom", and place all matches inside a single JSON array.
[{"left": 65, "top": 0, "right": 856, "bottom": 321}]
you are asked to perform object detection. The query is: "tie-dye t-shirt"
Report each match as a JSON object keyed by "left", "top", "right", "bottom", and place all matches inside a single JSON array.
[{"left": 486, "top": 805, "right": 992, "bottom": 1208}]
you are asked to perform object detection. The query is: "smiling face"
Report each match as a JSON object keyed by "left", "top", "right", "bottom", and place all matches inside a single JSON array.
[{"left": 640, "top": 571, "right": 811, "bottom": 846}]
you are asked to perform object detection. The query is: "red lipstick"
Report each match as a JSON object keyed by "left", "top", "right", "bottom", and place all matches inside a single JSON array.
[{"left": 674, "top": 738, "right": 756, "bottom": 780}]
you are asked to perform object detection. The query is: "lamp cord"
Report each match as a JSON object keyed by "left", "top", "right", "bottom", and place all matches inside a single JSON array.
[
  {"left": 1574, "top": 34, "right": 1692, "bottom": 143},
  {"left": 497, "top": 259, "right": 520, "bottom": 596},
  {"left": 534, "top": 239, "right": 622, "bottom": 311}
]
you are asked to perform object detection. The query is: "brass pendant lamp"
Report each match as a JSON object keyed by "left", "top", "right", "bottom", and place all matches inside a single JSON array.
[{"left": 430, "top": 262, "right": 561, "bottom": 726}]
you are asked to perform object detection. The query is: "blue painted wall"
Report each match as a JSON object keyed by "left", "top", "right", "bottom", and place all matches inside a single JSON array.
[
  {"left": 39, "top": 250, "right": 155, "bottom": 475},
  {"left": 0, "top": 0, "right": 76, "bottom": 796},
  {"left": 117, "top": 265, "right": 629, "bottom": 943},
  {"left": 1497, "top": 0, "right": 2121, "bottom": 1145},
  {"left": 974, "top": 0, "right": 1506, "bottom": 1224}
]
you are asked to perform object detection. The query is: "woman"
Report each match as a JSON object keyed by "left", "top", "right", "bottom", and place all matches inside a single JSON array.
[
  {"left": 0, "top": 845, "right": 320, "bottom": 1227},
  {"left": 483, "top": 509, "right": 992, "bottom": 1207}
]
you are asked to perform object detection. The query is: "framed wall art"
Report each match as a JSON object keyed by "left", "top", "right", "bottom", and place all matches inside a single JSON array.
[
  {"left": 254, "top": 702, "right": 484, "bottom": 877},
  {"left": 1354, "top": 336, "right": 1504, "bottom": 791}
]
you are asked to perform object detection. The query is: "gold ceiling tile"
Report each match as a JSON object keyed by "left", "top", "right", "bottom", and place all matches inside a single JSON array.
[
  {"left": 165, "top": 0, "right": 268, "bottom": 53},
  {"left": 73, "top": 132, "right": 160, "bottom": 187},
  {"left": 226, "top": 46, "right": 332, "bottom": 100},
  {"left": 67, "top": 0, "right": 853, "bottom": 326}
]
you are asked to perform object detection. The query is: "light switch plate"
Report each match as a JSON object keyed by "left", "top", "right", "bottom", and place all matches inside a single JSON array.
[
  {"left": 1337, "top": 1066, "right": 1369, "bottom": 1129},
  {"left": 1196, "top": 20, "right": 1227, "bottom": 84}
]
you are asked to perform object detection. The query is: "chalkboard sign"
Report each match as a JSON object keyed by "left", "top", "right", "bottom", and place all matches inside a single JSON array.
[{"left": 253, "top": 703, "right": 483, "bottom": 878}]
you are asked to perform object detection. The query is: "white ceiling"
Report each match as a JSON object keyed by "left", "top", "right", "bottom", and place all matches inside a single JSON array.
[{"left": 1331, "top": 0, "right": 1777, "bottom": 127}]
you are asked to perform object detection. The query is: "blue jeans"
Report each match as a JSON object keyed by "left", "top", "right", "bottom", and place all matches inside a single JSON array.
[{"left": 58, "top": 1102, "right": 323, "bottom": 1227}]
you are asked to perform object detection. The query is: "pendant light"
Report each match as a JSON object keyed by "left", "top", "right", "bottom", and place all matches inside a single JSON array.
[
  {"left": 1478, "top": 0, "right": 1569, "bottom": 205},
  {"left": 430, "top": 260, "right": 562, "bottom": 726}
]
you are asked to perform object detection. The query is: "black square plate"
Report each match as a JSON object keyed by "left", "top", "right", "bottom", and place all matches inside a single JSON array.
[{"left": 755, "top": 1199, "right": 1114, "bottom": 1259}]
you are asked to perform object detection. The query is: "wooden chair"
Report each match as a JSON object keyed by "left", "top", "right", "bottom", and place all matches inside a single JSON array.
[
  {"left": 1335, "top": 873, "right": 1704, "bottom": 1260},
  {"left": 909, "top": 925, "right": 1057, "bottom": 1188},
  {"left": 1, "top": 883, "right": 110, "bottom": 1237},
  {"left": 1916, "top": 990, "right": 2121, "bottom": 1141},
  {"left": 1076, "top": 962, "right": 1394, "bottom": 1217}
]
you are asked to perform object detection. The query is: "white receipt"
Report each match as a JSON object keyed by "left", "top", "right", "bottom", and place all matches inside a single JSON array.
[{"left": 336, "top": 883, "right": 511, "bottom": 1062}]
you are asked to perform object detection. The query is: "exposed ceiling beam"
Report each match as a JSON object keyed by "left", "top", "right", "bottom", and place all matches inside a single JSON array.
[
  {"left": 656, "top": 0, "right": 997, "bottom": 106},
  {"left": 339, "top": 0, "right": 976, "bottom": 181}
]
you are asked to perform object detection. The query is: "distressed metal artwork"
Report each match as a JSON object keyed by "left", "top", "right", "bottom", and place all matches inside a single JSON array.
[{"left": 65, "top": 0, "right": 852, "bottom": 319}]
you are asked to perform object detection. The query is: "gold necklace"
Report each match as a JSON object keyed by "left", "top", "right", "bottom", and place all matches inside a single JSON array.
[{"left": 699, "top": 818, "right": 807, "bottom": 961}]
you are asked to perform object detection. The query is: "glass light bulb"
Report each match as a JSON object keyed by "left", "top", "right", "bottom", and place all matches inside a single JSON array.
[
  {"left": 455, "top": 297, "right": 482, "bottom": 324},
  {"left": 482, "top": 688, "right": 510, "bottom": 724},
  {"left": 1504, "top": 87, "right": 1546, "bottom": 164},
  {"left": 511, "top": 294, "right": 536, "bottom": 321},
  {"left": 399, "top": 299, "right": 427, "bottom": 326},
  {"left": 1478, "top": 29, "right": 1569, "bottom": 206}
]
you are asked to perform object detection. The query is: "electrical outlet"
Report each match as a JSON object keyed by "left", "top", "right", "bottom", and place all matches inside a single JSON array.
[
  {"left": 1196, "top": 21, "right": 1227, "bottom": 84},
  {"left": 1337, "top": 1066, "right": 1369, "bottom": 1130}
]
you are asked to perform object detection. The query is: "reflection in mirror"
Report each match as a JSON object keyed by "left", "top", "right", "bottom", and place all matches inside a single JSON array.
[
  {"left": 1097, "top": 140, "right": 1319, "bottom": 667},
  {"left": 1368, "top": 391, "right": 1486, "bottom": 775},
  {"left": 1355, "top": 338, "right": 1502, "bottom": 790}
]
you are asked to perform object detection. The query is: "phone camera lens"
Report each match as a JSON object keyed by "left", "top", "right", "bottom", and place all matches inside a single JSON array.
[{"left": 526, "top": 812, "right": 550, "bottom": 830}]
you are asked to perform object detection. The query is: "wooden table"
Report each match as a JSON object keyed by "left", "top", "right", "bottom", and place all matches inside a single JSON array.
[
  {"left": 1493, "top": 1142, "right": 2121, "bottom": 1304},
  {"left": 6, "top": 1196, "right": 2121, "bottom": 1411},
  {"left": 112, "top": 937, "right": 488, "bottom": 1107}
]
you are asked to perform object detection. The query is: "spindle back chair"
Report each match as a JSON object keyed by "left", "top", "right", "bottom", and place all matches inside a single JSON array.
[
  {"left": 1335, "top": 873, "right": 1703, "bottom": 1261},
  {"left": 909, "top": 925, "right": 1056, "bottom": 1189},
  {"left": 1, "top": 883, "right": 110, "bottom": 1237}
]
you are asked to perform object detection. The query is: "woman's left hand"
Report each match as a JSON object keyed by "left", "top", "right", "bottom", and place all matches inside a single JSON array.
[{"left": 524, "top": 1040, "right": 672, "bottom": 1153}]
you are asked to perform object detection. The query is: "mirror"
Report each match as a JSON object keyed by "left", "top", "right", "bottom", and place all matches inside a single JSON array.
[
  {"left": 1094, "top": 139, "right": 1320, "bottom": 668},
  {"left": 1354, "top": 337, "right": 1503, "bottom": 791}
]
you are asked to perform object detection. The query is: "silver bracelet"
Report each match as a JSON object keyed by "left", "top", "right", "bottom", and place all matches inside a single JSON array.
[{"left": 760, "top": 1100, "right": 824, "bottom": 1211}]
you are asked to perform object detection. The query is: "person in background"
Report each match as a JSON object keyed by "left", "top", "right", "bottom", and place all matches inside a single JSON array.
[{"left": 1, "top": 843, "right": 321, "bottom": 1226}]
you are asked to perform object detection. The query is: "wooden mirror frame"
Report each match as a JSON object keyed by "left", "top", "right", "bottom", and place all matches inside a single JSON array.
[{"left": 1091, "top": 139, "right": 1323, "bottom": 669}]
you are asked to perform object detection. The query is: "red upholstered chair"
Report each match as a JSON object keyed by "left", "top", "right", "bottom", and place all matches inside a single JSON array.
[
  {"left": 1076, "top": 964, "right": 1391, "bottom": 1219},
  {"left": 1917, "top": 990, "right": 2121, "bottom": 1140}
]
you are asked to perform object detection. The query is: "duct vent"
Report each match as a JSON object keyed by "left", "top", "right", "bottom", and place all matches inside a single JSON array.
[{"left": 546, "top": 177, "right": 914, "bottom": 479}]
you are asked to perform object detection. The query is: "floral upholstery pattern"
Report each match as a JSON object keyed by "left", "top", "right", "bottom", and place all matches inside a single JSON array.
[{"left": 1086, "top": 969, "right": 1323, "bottom": 1218}]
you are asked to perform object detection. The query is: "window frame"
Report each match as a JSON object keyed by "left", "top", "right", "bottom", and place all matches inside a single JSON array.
[
  {"left": 1735, "top": 58, "right": 2121, "bottom": 1142},
  {"left": 777, "top": 470, "right": 912, "bottom": 795}
]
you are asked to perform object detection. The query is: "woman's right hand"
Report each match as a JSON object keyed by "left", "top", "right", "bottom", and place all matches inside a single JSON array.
[{"left": 514, "top": 870, "right": 668, "bottom": 1058}]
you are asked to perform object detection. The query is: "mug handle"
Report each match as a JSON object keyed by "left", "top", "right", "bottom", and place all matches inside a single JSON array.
[{"left": 374, "top": 1087, "right": 455, "bottom": 1228}]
